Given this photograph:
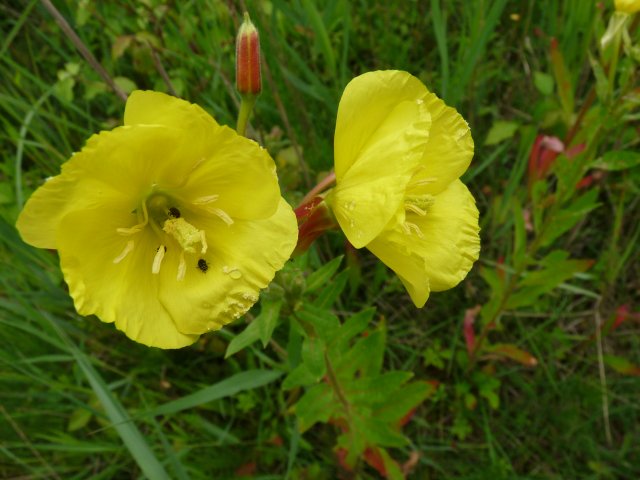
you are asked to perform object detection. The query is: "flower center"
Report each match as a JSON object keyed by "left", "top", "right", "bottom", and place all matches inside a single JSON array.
[
  {"left": 113, "top": 190, "right": 231, "bottom": 281},
  {"left": 401, "top": 193, "right": 434, "bottom": 238}
]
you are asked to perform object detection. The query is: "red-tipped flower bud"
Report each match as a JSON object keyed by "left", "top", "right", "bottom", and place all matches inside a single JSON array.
[{"left": 235, "top": 12, "right": 261, "bottom": 96}]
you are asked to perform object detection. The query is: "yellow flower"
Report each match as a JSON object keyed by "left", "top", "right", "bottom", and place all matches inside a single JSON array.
[
  {"left": 326, "top": 71, "right": 480, "bottom": 307},
  {"left": 16, "top": 91, "right": 297, "bottom": 348},
  {"left": 615, "top": 0, "right": 640, "bottom": 14}
]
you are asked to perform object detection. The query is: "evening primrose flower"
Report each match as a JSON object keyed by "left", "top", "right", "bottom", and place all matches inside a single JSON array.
[
  {"left": 16, "top": 91, "right": 297, "bottom": 348},
  {"left": 326, "top": 70, "right": 480, "bottom": 307}
]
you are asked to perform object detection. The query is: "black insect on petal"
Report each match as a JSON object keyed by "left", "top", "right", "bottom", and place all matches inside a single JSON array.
[
  {"left": 197, "top": 258, "right": 208, "bottom": 273},
  {"left": 168, "top": 207, "right": 181, "bottom": 218}
]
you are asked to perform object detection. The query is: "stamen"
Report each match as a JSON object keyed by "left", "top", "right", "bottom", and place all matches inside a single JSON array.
[
  {"left": 113, "top": 240, "right": 135, "bottom": 264},
  {"left": 193, "top": 195, "right": 220, "bottom": 205},
  {"left": 117, "top": 226, "right": 143, "bottom": 235},
  {"left": 402, "top": 222, "right": 424, "bottom": 238},
  {"left": 200, "top": 231, "right": 208, "bottom": 254},
  {"left": 152, "top": 245, "right": 166, "bottom": 274},
  {"left": 177, "top": 252, "right": 187, "bottom": 281},
  {"left": 410, "top": 177, "right": 437, "bottom": 187},
  {"left": 117, "top": 201, "right": 150, "bottom": 235},
  {"left": 405, "top": 203, "right": 427, "bottom": 216},
  {"left": 211, "top": 207, "right": 233, "bottom": 226}
]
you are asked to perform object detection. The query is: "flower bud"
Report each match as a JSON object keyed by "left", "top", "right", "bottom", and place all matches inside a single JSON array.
[
  {"left": 235, "top": 12, "right": 261, "bottom": 96},
  {"left": 615, "top": 0, "right": 640, "bottom": 14}
]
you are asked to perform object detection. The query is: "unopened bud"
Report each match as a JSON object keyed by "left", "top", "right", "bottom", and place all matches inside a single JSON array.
[
  {"left": 235, "top": 12, "right": 261, "bottom": 96},
  {"left": 615, "top": 0, "right": 640, "bottom": 14}
]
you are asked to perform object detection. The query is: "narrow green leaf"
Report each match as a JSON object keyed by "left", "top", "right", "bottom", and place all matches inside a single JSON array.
[
  {"left": 151, "top": 370, "right": 282, "bottom": 416},
  {"left": 305, "top": 255, "right": 343, "bottom": 292},
  {"left": 225, "top": 320, "right": 261, "bottom": 358}
]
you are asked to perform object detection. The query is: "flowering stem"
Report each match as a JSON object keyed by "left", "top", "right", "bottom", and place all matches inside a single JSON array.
[
  {"left": 298, "top": 171, "right": 336, "bottom": 207},
  {"left": 236, "top": 95, "right": 257, "bottom": 137}
]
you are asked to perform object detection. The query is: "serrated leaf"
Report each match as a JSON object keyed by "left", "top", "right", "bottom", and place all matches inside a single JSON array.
[
  {"left": 294, "top": 383, "right": 336, "bottom": 431},
  {"left": 377, "top": 448, "right": 405, "bottom": 480},
  {"left": 305, "top": 255, "right": 343, "bottom": 292},
  {"left": 332, "top": 308, "right": 375, "bottom": 353},
  {"left": 347, "top": 372, "right": 414, "bottom": 406},
  {"left": 282, "top": 363, "right": 318, "bottom": 390},
  {"left": 338, "top": 330, "right": 385, "bottom": 378},
  {"left": 373, "top": 381, "right": 434, "bottom": 425},
  {"left": 296, "top": 304, "right": 340, "bottom": 343},
  {"left": 301, "top": 336, "right": 326, "bottom": 378}
]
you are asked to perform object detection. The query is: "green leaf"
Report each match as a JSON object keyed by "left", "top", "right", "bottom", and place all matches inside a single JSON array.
[
  {"left": 314, "top": 268, "right": 349, "bottom": 308},
  {"left": 296, "top": 304, "right": 341, "bottom": 343},
  {"left": 294, "top": 383, "right": 336, "bottom": 432},
  {"left": 378, "top": 448, "right": 405, "bottom": 480},
  {"left": 305, "top": 255, "right": 343, "bottom": 292},
  {"left": 333, "top": 308, "right": 374, "bottom": 353},
  {"left": 507, "top": 250, "right": 592, "bottom": 309},
  {"left": 591, "top": 151, "right": 640, "bottom": 171},
  {"left": 282, "top": 363, "right": 318, "bottom": 390},
  {"left": 603, "top": 355, "right": 640, "bottom": 376},
  {"left": 539, "top": 189, "right": 600, "bottom": 248},
  {"left": 533, "top": 71, "right": 554, "bottom": 95},
  {"left": 225, "top": 320, "right": 261, "bottom": 358},
  {"left": 151, "top": 370, "right": 282, "bottom": 416},
  {"left": 484, "top": 120, "right": 519, "bottom": 146},
  {"left": 301, "top": 336, "right": 326, "bottom": 378},
  {"left": 258, "top": 299, "right": 282, "bottom": 347},
  {"left": 339, "top": 330, "right": 385, "bottom": 378}
]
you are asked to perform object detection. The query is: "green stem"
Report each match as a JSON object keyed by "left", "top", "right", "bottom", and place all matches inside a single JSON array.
[{"left": 236, "top": 95, "right": 257, "bottom": 137}]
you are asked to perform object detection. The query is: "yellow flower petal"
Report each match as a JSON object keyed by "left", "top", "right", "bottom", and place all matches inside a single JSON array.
[
  {"left": 179, "top": 126, "right": 281, "bottom": 220},
  {"left": 124, "top": 90, "right": 219, "bottom": 130},
  {"left": 57, "top": 206, "right": 199, "bottom": 348},
  {"left": 330, "top": 71, "right": 431, "bottom": 248},
  {"left": 368, "top": 179, "right": 479, "bottom": 306},
  {"left": 366, "top": 237, "right": 431, "bottom": 307},
  {"left": 158, "top": 198, "right": 297, "bottom": 335},
  {"left": 409, "top": 92, "right": 474, "bottom": 196}
]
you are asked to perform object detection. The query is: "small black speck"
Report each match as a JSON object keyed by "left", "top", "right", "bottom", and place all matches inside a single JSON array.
[
  {"left": 168, "top": 207, "right": 181, "bottom": 218},
  {"left": 197, "top": 258, "right": 208, "bottom": 273},
  {"left": 156, "top": 246, "right": 167, "bottom": 252}
]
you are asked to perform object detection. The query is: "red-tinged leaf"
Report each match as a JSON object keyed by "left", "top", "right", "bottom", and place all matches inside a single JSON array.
[
  {"left": 603, "top": 355, "right": 640, "bottom": 376},
  {"left": 335, "top": 448, "right": 353, "bottom": 472},
  {"left": 397, "top": 407, "right": 416, "bottom": 428},
  {"left": 364, "top": 447, "right": 387, "bottom": 477},
  {"left": 234, "top": 461, "right": 257, "bottom": 477},
  {"left": 611, "top": 305, "right": 640, "bottom": 330},
  {"left": 484, "top": 343, "right": 538, "bottom": 367},
  {"left": 463, "top": 306, "right": 481, "bottom": 356}
]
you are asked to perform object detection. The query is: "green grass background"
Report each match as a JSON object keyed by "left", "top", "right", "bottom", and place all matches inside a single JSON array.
[{"left": 1, "top": 0, "right": 639, "bottom": 478}]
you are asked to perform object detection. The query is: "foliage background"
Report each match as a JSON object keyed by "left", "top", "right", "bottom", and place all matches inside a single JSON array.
[{"left": 1, "top": 0, "right": 639, "bottom": 478}]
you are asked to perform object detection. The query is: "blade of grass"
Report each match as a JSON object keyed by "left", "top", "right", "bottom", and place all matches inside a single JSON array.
[
  {"left": 45, "top": 313, "right": 171, "bottom": 480},
  {"left": 149, "top": 369, "right": 283, "bottom": 416}
]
